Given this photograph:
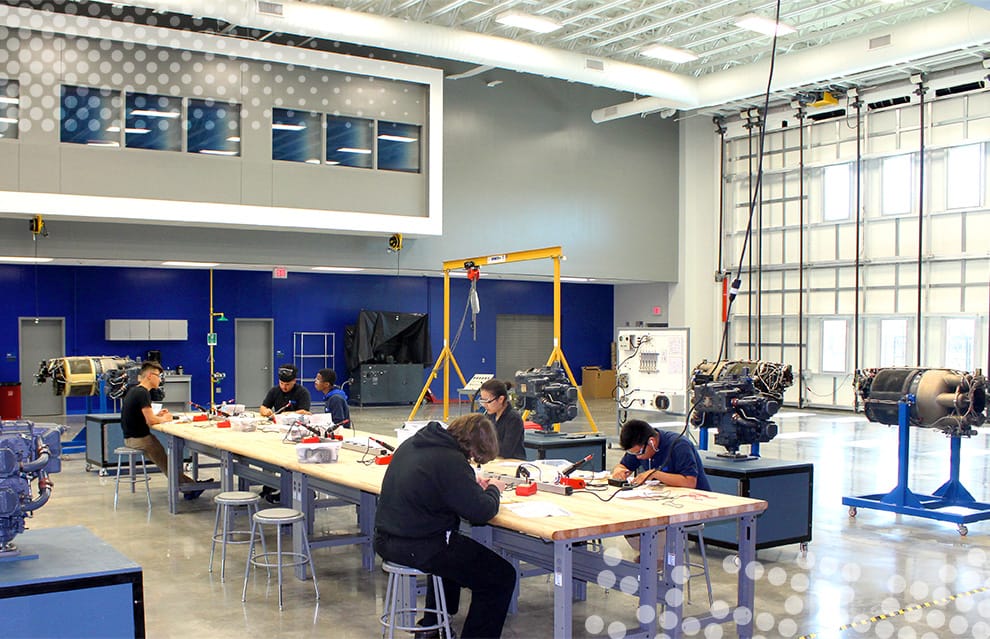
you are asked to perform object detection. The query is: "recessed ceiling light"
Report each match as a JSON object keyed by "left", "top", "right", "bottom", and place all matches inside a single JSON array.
[
  {"left": 0, "top": 116, "right": 19, "bottom": 124},
  {"left": 640, "top": 44, "right": 699, "bottom": 64},
  {"left": 272, "top": 123, "right": 306, "bottom": 131},
  {"left": 496, "top": 10, "right": 562, "bottom": 34},
  {"left": 377, "top": 134, "right": 417, "bottom": 143},
  {"left": 199, "top": 149, "right": 238, "bottom": 156},
  {"left": 129, "top": 109, "right": 180, "bottom": 118},
  {"left": 162, "top": 261, "right": 220, "bottom": 267},
  {"left": 0, "top": 96, "right": 19, "bottom": 105},
  {"left": 0, "top": 256, "right": 53, "bottom": 263},
  {"left": 560, "top": 276, "right": 595, "bottom": 283},
  {"left": 735, "top": 14, "right": 796, "bottom": 37},
  {"left": 312, "top": 266, "right": 364, "bottom": 272},
  {"left": 337, "top": 147, "right": 372, "bottom": 154}
]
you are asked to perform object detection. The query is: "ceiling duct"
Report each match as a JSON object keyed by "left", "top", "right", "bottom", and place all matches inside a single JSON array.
[{"left": 935, "top": 80, "right": 986, "bottom": 97}]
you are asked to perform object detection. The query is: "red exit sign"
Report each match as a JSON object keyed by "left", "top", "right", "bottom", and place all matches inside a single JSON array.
[{"left": 273, "top": 266, "right": 288, "bottom": 279}]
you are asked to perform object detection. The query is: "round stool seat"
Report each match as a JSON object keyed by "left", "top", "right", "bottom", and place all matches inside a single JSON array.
[
  {"left": 254, "top": 507, "right": 304, "bottom": 525},
  {"left": 383, "top": 561, "right": 427, "bottom": 576},
  {"left": 114, "top": 446, "right": 143, "bottom": 456},
  {"left": 215, "top": 491, "right": 261, "bottom": 505}
]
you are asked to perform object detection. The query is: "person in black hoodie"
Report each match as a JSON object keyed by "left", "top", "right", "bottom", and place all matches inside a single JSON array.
[{"left": 374, "top": 413, "right": 515, "bottom": 639}]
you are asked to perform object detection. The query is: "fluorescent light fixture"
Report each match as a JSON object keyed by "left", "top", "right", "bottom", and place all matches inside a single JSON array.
[
  {"left": 129, "top": 109, "right": 180, "bottom": 118},
  {"left": 496, "top": 10, "right": 562, "bottom": 34},
  {"left": 0, "top": 256, "right": 54, "bottom": 263},
  {"left": 305, "top": 158, "right": 320, "bottom": 164},
  {"left": 337, "top": 147, "right": 372, "bottom": 154},
  {"left": 272, "top": 122, "right": 306, "bottom": 131},
  {"left": 0, "top": 116, "right": 17, "bottom": 124},
  {"left": 312, "top": 266, "right": 364, "bottom": 272},
  {"left": 226, "top": 136, "right": 241, "bottom": 142},
  {"left": 640, "top": 44, "right": 699, "bottom": 64},
  {"left": 735, "top": 13, "right": 796, "bottom": 36},
  {"left": 87, "top": 140, "right": 119, "bottom": 147},
  {"left": 326, "top": 160, "right": 341, "bottom": 165},
  {"left": 125, "top": 127, "right": 150, "bottom": 134},
  {"left": 0, "top": 96, "right": 18, "bottom": 105},
  {"left": 378, "top": 134, "right": 417, "bottom": 143},
  {"left": 560, "top": 276, "right": 595, "bottom": 283},
  {"left": 162, "top": 260, "right": 220, "bottom": 267},
  {"left": 199, "top": 149, "right": 238, "bottom": 156}
]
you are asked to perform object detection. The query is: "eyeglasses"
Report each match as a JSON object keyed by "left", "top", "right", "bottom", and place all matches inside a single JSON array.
[
  {"left": 147, "top": 371, "right": 162, "bottom": 378},
  {"left": 478, "top": 397, "right": 498, "bottom": 405},
  {"left": 627, "top": 440, "right": 653, "bottom": 456}
]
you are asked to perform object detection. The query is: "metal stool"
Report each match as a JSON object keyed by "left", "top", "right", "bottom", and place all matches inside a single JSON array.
[
  {"left": 113, "top": 446, "right": 151, "bottom": 511},
  {"left": 380, "top": 561, "right": 453, "bottom": 639},
  {"left": 241, "top": 508, "right": 319, "bottom": 610},
  {"left": 683, "top": 523, "right": 713, "bottom": 605},
  {"left": 210, "top": 491, "right": 263, "bottom": 582}
]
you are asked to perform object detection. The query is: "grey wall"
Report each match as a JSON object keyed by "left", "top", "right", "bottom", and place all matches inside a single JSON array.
[
  {"left": 614, "top": 283, "right": 670, "bottom": 329},
  {"left": 0, "top": 34, "right": 679, "bottom": 281}
]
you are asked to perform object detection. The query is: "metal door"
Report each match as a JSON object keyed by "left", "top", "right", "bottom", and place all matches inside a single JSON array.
[
  {"left": 18, "top": 317, "right": 65, "bottom": 418},
  {"left": 235, "top": 318, "right": 273, "bottom": 408},
  {"left": 495, "top": 314, "right": 552, "bottom": 382}
]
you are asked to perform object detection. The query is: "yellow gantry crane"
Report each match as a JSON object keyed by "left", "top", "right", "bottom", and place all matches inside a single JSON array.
[{"left": 407, "top": 246, "right": 598, "bottom": 433}]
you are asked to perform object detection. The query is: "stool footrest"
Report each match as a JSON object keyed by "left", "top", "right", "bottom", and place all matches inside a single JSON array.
[
  {"left": 249, "top": 551, "right": 311, "bottom": 570},
  {"left": 380, "top": 608, "right": 447, "bottom": 633}
]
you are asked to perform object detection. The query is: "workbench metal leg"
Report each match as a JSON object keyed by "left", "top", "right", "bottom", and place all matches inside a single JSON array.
[
  {"left": 166, "top": 435, "right": 181, "bottom": 515},
  {"left": 639, "top": 528, "right": 660, "bottom": 637},
  {"left": 292, "top": 472, "right": 311, "bottom": 581},
  {"left": 553, "top": 541, "right": 573, "bottom": 639},
  {"left": 736, "top": 514, "right": 757, "bottom": 639},
  {"left": 663, "top": 525, "right": 685, "bottom": 639},
  {"left": 220, "top": 451, "right": 233, "bottom": 492},
  {"left": 359, "top": 491, "right": 377, "bottom": 572}
]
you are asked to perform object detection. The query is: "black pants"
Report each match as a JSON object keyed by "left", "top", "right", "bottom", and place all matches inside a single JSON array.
[{"left": 374, "top": 530, "right": 515, "bottom": 639}]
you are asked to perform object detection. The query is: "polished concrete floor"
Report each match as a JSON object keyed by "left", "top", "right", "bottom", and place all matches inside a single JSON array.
[{"left": 20, "top": 399, "right": 990, "bottom": 638}]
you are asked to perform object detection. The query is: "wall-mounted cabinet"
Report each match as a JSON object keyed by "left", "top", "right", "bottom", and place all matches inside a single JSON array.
[{"left": 105, "top": 319, "right": 188, "bottom": 341}]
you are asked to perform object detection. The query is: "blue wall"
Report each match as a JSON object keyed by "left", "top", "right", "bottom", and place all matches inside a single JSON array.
[{"left": 0, "top": 265, "right": 614, "bottom": 413}]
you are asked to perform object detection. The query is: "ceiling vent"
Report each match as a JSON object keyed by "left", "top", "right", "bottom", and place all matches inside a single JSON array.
[
  {"left": 258, "top": 1, "right": 284, "bottom": 17},
  {"left": 869, "top": 34, "right": 892, "bottom": 50},
  {"left": 585, "top": 59, "right": 605, "bottom": 72},
  {"left": 867, "top": 95, "right": 911, "bottom": 110},
  {"left": 935, "top": 80, "right": 986, "bottom": 97}
]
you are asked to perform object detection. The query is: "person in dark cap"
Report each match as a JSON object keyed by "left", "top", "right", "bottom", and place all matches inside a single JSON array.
[
  {"left": 258, "top": 363, "right": 312, "bottom": 418},
  {"left": 258, "top": 363, "right": 311, "bottom": 503}
]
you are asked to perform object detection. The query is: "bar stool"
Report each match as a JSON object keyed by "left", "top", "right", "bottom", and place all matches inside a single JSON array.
[
  {"left": 241, "top": 508, "right": 319, "bottom": 610},
  {"left": 113, "top": 446, "right": 151, "bottom": 511},
  {"left": 683, "top": 523, "right": 713, "bottom": 605},
  {"left": 380, "top": 561, "right": 453, "bottom": 639},
  {"left": 210, "top": 491, "right": 263, "bottom": 582}
]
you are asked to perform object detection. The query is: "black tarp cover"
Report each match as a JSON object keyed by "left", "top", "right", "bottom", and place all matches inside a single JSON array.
[{"left": 344, "top": 310, "right": 431, "bottom": 372}]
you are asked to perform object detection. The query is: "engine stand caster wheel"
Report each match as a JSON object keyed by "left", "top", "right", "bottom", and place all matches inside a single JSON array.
[
  {"left": 848, "top": 507, "right": 857, "bottom": 517},
  {"left": 98, "top": 467, "right": 108, "bottom": 477},
  {"left": 958, "top": 525, "right": 968, "bottom": 537}
]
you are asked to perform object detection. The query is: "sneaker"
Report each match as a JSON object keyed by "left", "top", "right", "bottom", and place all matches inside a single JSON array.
[
  {"left": 262, "top": 489, "right": 281, "bottom": 504},
  {"left": 182, "top": 478, "right": 214, "bottom": 501}
]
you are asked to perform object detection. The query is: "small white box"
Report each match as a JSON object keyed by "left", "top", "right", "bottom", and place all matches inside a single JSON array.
[
  {"left": 296, "top": 441, "right": 341, "bottom": 464},
  {"left": 219, "top": 403, "right": 246, "bottom": 415}
]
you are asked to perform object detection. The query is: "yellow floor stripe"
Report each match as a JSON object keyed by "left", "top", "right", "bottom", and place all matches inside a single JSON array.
[{"left": 797, "top": 585, "right": 990, "bottom": 639}]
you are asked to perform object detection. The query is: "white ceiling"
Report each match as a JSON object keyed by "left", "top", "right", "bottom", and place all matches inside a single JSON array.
[{"left": 309, "top": 0, "right": 969, "bottom": 78}]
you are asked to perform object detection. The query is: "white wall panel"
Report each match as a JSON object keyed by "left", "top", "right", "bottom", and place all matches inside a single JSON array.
[
  {"left": 864, "top": 288, "right": 896, "bottom": 314},
  {"left": 930, "top": 261, "right": 962, "bottom": 285},
  {"left": 928, "top": 287, "right": 961, "bottom": 313},
  {"left": 929, "top": 215, "right": 963, "bottom": 255},
  {"left": 931, "top": 122, "right": 966, "bottom": 147},
  {"left": 837, "top": 290, "right": 858, "bottom": 314},
  {"left": 808, "top": 294, "right": 836, "bottom": 315},
  {"left": 808, "top": 227, "right": 836, "bottom": 262},
  {"left": 865, "top": 264, "right": 896, "bottom": 287},
  {"left": 865, "top": 220, "right": 898, "bottom": 258}
]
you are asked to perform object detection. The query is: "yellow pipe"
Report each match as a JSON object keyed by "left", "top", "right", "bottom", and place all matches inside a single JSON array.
[{"left": 209, "top": 269, "right": 215, "bottom": 411}]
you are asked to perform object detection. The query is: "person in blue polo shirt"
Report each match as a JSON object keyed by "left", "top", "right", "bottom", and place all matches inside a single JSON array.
[{"left": 611, "top": 418, "right": 711, "bottom": 490}]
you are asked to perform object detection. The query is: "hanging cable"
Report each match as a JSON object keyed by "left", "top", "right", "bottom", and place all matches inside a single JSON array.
[{"left": 715, "top": 0, "right": 784, "bottom": 368}]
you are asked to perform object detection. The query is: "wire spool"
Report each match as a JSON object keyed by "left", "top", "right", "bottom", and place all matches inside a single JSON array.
[{"left": 858, "top": 367, "right": 986, "bottom": 432}]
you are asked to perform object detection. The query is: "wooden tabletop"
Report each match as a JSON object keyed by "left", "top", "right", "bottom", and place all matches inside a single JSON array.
[{"left": 155, "top": 419, "right": 767, "bottom": 541}]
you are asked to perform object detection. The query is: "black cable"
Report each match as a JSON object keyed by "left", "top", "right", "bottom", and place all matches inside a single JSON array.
[{"left": 715, "top": 0, "right": 785, "bottom": 368}]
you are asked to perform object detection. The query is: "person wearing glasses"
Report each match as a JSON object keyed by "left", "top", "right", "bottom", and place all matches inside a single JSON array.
[
  {"left": 612, "top": 418, "right": 711, "bottom": 489},
  {"left": 477, "top": 378, "right": 526, "bottom": 460},
  {"left": 121, "top": 360, "right": 208, "bottom": 500},
  {"left": 258, "top": 363, "right": 312, "bottom": 418}
]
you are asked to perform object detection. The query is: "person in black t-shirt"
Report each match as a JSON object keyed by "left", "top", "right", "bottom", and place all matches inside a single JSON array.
[
  {"left": 258, "top": 363, "right": 312, "bottom": 417},
  {"left": 120, "top": 361, "right": 208, "bottom": 499}
]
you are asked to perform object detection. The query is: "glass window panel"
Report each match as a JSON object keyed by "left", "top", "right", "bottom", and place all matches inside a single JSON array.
[
  {"left": 881, "top": 154, "right": 912, "bottom": 215},
  {"left": 60, "top": 85, "right": 120, "bottom": 147},
  {"left": 945, "top": 318, "right": 975, "bottom": 371},
  {"left": 326, "top": 115, "right": 373, "bottom": 168},
  {"left": 880, "top": 319, "right": 907, "bottom": 367},
  {"left": 125, "top": 92, "right": 181, "bottom": 151},
  {"left": 272, "top": 108, "right": 322, "bottom": 164},
  {"left": 0, "top": 79, "right": 19, "bottom": 140},
  {"left": 378, "top": 121, "right": 421, "bottom": 173},
  {"left": 823, "top": 163, "right": 851, "bottom": 221},
  {"left": 187, "top": 99, "right": 240, "bottom": 156},
  {"left": 821, "top": 318, "right": 847, "bottom": 373},
  {"left": 946, "top": 144, "right": 982, "bottom": 209}
]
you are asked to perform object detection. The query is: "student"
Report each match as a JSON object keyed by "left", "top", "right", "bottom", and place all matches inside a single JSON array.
[
  {"left": 611, "top": 418, "right": 711, "bottom": 490},
  {"left": 374, "top": 414, "right": 516, "bottom": 639},
  {"left": 120, "top": 360, "right": 209, "bottom": 500},
  {"left": 258, "top": 363, "right": 312, "bottom": 417},
  {"left": 478, "top": 378, "right": 526, "bottom": 460},
  {"left": 313, "top": 368, "right": 350, "bottom": 428}
]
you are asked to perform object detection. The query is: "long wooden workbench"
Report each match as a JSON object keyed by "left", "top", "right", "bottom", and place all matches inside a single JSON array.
[{"left": 154, "top": 418, "right": 767, "bottom": 639}]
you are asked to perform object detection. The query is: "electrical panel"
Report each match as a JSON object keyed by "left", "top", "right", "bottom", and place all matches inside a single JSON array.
[{"left": 615, "top": 328, "right": 689, "bottom": 414}]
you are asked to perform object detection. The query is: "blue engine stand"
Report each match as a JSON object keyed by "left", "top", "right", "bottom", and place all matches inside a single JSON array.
[{"left": 842, "top": 396, "right": 990, "bottom": 536}]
